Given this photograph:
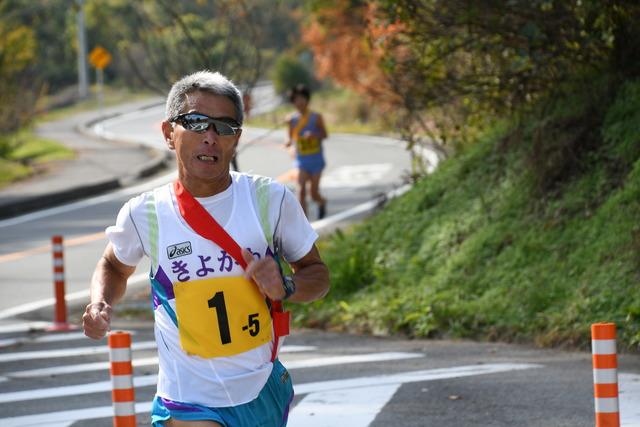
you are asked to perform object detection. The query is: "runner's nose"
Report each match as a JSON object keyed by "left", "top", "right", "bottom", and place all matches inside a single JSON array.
[{"left": 202, "top": 124, "right": 219, "bottom": 145}]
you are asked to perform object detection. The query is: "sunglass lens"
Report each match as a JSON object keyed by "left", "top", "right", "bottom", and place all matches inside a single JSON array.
[
  {"left": 213, "top": 121, "right": 236, "bottom": 136},
  {"left": 182, "top": 114, "right": 209, "bottom": 133}
]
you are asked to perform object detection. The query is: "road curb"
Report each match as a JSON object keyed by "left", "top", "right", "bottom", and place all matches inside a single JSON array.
[{"left": 0, "top": 102, "right": 170, "bottom": 220}]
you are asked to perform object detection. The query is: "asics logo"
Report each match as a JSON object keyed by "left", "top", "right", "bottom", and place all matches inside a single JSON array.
[{"left": 167, "top": 241, "right": 192, "bottom": 259}]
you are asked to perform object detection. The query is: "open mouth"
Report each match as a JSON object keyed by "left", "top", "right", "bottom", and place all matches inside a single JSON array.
[{"left": 197, "top": 154, "right": 219, "bottom": 163}]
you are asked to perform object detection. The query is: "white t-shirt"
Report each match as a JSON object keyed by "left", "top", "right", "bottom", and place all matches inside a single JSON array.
[
  {"left": 107, "top": 174, "right": 317, "bottom": 268},
  {"left": 104, "top": 172, "right": 318, "bottom": 407}
]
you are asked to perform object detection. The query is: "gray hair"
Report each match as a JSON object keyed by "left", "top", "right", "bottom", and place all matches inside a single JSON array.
[{"left": 165, "top": 70, "right": 244, "bottom": 125}]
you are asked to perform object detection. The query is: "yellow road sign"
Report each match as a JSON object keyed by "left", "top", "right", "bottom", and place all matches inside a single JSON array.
[{"left": 89, "top": 46, "right": 112, "bottom": 69}]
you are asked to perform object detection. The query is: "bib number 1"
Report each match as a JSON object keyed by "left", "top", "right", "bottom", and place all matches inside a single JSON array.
[
  {"left": 208, "top": 291, "right": 260, "bottom": 345},
  {"left": 208, "top": 291, "right": 231, "bottom": 344}
]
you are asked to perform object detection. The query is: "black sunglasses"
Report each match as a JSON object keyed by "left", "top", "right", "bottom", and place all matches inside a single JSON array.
[{"left": 171, "top": 113, "right": 241, "bottom": 136}]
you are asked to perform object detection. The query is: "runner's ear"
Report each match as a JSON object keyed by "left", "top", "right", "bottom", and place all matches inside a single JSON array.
[{"left": 161, "top": 120, "right": 175, "bottom": 150}]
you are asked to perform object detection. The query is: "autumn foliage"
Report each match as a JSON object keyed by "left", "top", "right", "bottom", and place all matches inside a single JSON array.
[
  {"left": 302, "top": 1, "right": 404, "bottom": 109},
  {"left": 303, "top": 0, "right": 640, "bottom": 152}
]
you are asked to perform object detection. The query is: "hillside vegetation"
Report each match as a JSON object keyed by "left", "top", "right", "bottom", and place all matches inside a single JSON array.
[{"left": 295, "top": 78, "right": 640, "bottom": 351}]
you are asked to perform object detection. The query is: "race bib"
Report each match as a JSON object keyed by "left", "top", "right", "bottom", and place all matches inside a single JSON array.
[
  {"left": 174, "top": 276, "right": 272, "bottom": 358},
  {"left": 297, "top": 135, "right": 321, "bottom": 155}
]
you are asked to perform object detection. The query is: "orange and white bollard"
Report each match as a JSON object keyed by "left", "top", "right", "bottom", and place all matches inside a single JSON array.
[
  {"left": 49, "top": 235, "right": 73, "bottom": 331},
  {"left": 108, "top": 331, "right": 137, "bottom": 427},
  {"left": 591, "top": 322, "right": 620, "bottom": 427}
]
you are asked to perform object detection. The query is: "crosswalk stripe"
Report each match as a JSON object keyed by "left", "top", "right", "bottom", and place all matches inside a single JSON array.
[
  {"left": 293, "top": 363, "right": 542, "bottom": 395},
  {"left": 285, "top": 352, "right": 424, "bottom": 369},
  {"left": 0, "top": 343, "right": 318, "bottom": 363},
  {"left": 0, "top": 375, "right": 158, "bottom": 404},
  {"left": 289, "top": 383, "right": 401, "bottom": 427},
  {"left": 7, "top": 357, "right": 160, "bottom": 379},
  {"left": 0, "top": 332, "right": 99, "bottom": 348},
  {"left": 0, "top": 401, "right": 153, "bottom": 427},
  {"left": 0, "top": 341, "right": 157, "bottom": 363},
  {"left": 6, "top": 351, "right": 422, "bottom": 379},
  {"left": 0, "top": 352, "right": 423, "bottom": 402},
  {"left": 0, "top": 363, "right": 540, "bottom": 425}
]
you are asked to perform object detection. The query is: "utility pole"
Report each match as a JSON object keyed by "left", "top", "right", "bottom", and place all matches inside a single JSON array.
[{"left": 76, "top": 0, "right": 89, "bottom": 99}]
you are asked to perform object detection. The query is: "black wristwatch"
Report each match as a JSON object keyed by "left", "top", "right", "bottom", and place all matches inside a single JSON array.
[{"left": 282, "top": 275, "right": 296, "bottom": 300}]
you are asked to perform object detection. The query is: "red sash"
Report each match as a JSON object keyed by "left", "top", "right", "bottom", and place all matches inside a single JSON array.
[{"left": 173, "top": 180, "right": 290, "bottom": 362}]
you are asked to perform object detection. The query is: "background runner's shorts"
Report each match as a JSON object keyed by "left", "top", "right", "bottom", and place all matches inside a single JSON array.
[
  {"left": 151, "top": 359, "right": 294, "bottom": 427},
  {"left": 295, "top": 153, "right": 325, "bottom": 175}
]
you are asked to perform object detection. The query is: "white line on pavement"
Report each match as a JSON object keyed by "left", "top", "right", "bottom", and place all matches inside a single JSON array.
[
  {"left": 6, "top": 356, "right": 159, "bottom": 379},
  {"left": 0, "top": 401, "right": 153, "bottom": 427},
  {"left": 0, "top": 342, "right": 315, "bottom": 365},
  {"left": 0, "top": 321, "right": 54, "bottom": 335},
  {"left": 283, "top": 352, "right": 424, "bottom": 370},
  {"left": 293, "top": 363, "right": 542, "bottom": 395},
  {"left": 0, "top": 363, "right": 540, "bottom": 425},
  {"left": 6, "top": 351, "right": 422, "bottom": 379},
  {"left": 0, "top": 375, "right": 158, "bottom": 404},
  {"left": 0, "top": 273, "right": 149, "bottom": 320},
  {"left": 0, "top": 331, "right": 102, "bottom": 348},
  {"left": 0, "top": 361, "right": 529, "bottom": 405},
  {"left": 0, "top": 340, "right": 157, "bottom": 363},
  {"left": 620, "top": 373, "right": 640, "bottom": 426},
  {"left": 288, "top": 383, "right": 401, "bottom": 427}
]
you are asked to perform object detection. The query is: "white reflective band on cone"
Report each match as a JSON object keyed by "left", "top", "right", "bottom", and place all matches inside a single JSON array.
[
  {"left": 113, "top": 401, "right": 136, "bottom": 416},
  {"left": 53, "top": 273, "right": 65, "bottom": 282},
  {"left": 111, "top": 375, "right": 133, "bottom": 389},
  {"left": 593, "top": 368, "right": 618, "bottom": 384},
  {"left": 595, "top": 397, "right": 620, "bottom": 413},
  {"left": 53, "top": 259, "right": 64, "bottom": 267},
  {"left": 592, "top": 339, "right": 616, "bottom": 354},
  {"left": 52, "top": 244, "right": 63, "bottom": 252},
  {"left": 109, "top": 348, "right": 132, "bottom": 362}
]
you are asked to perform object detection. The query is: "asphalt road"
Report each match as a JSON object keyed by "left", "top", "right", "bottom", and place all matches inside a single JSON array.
[
  {"left": 0, "top": 98, "right": 638, "bottom": 426},
  {"left": 0, "top": 324, "right": 639, "bottom": 426}
]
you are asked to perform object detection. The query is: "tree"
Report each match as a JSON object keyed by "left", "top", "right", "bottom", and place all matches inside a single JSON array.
[
  {"left": 271, "top": 53, "right": 314, "bottom": 95},
  {"left": 85, "top": 0, "right": 302, "bottom": 94},
  {"left": 304, "top": 0, "right": 638, "bottom": 157},
  {"left": 0, "top": 13, "right": 38, "bottom": 133}
]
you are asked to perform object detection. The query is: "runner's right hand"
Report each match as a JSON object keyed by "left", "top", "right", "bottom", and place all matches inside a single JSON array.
[{"left": 82, "top": 301, "right": 112, "bottom": 339}]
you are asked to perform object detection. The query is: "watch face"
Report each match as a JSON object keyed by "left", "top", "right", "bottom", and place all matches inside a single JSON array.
[{"left": 283, "top": 276, "right": 296, "bottom": 299}]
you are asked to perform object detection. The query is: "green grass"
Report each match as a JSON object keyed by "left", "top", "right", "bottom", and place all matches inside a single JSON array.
[
  {"left": 245, "top": 87, "right": 391, "bottom": 135},
  {"left": 0, "top": 84, "right": 153, "bottom": 188},
  {"left": 0, "top": 128, "right": 75, "bottom": 188},
  {"left": 294, "top": 79, "right": 640, "bottom": 351}
]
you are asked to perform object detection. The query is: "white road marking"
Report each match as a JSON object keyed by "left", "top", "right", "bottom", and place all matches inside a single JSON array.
[
  {"left": 0, "top": 273, "right": 148, "bottom": 320},
  {"left": 0, "top": 289, "right": 87, "bottom": 321},
  {"left": 0, "top": 342, "right": 315, "bottom": 363},
  {"left": 620, "top": 373, "right": 640, "bottom": 427},
  {"left": 0, "top": 401, "right": 153, "bottom": 427},
  {"left": 283, "top": 352, "right": 424, "bottom": 370},
  {"left": 293, "top": 363, "right": 541, "bottom": 395},
  {"left": 6, "top": 351, "right": 421, "bottom": 379},
  {"left": 0, "top": 331, "right": 101, "bottom": 348},
  {"left": 0, "top": 340, "right": 157, "bottom": 363},
  {"left": 7, "top": 356, "right": 159, "bottom": 379},
  {"left": 321, "top": 164, "right": 393, "bottom": 189},
  {"left": 288, "top": 384, "right": 401, "bottom": 427},
  {"left": 0, "top": 363, "right": 540, "bottom": 425},
  {"left": 0, "top": 362, "right": 534, "bottom": 405},
  {"left": 0, "top": 374, "right": 158, "bottom": 404},
  {"left": 0, "top": 321, "right": 54, "bottom": 334}
]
